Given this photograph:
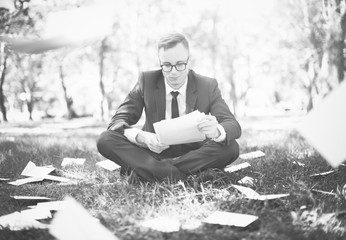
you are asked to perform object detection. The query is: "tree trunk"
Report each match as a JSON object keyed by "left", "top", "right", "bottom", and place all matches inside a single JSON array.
[
  {"left": 0, "top": 52, "right": 8, "bottom": 122},
  {"left": 59, "top": 64, "right": 76, "bottom": 119},
  {"left": 337, "top": 11, "right": 346, "bottom": 83},
  {"left": 99, "top": 38, "right": 108, "bottom": 121},
  {"left": 27, "top": 100, "right": 33, "bottom": 120}
]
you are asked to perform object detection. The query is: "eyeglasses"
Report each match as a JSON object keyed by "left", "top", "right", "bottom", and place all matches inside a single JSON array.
[{"left": 160, "top": 57, "right": 189, "bottom": 72}]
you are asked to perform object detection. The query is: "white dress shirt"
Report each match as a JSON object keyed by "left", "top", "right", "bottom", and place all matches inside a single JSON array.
[{"left": 124, "top": 77, "right": 226, "bottom": 144}]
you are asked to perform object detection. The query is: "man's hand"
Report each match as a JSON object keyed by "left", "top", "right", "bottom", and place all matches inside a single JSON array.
[
  {"left": 197, "top": 114, "right": 220, "bottom": 139},
  {"left": 136, "top": 131, "right": 169, "bottom": 153}
]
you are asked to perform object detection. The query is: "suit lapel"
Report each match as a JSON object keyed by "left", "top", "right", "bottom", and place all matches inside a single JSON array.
[
  {"left": 155, "top": 73, "right": 166, "bottom": 121},
  {"left": 186, "top": 70, "right": 197, "bottom": 114}
]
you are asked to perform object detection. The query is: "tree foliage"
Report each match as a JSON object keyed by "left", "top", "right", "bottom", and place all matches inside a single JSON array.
[{"left": 0, "top": 0, "right": 345, "bottom": 121}]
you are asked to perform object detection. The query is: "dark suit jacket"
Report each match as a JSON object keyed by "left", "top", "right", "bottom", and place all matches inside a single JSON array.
[{"left": 108, "top": 69, "right": 241, "bottom": 145}]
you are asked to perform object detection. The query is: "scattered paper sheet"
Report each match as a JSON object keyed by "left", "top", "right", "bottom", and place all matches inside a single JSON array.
[
  {"left": 311, "top": 189, "right": 337, "bottom": 196},
  {"left": 8, "top": 161, "right": 71, "bottom": 185},
  {"left": 19, "top": 208, "right": 52, "bottom": 220},
  {"left": 309, "top": 170, "right": 336, "bottom": 177},
  {"left": 10, "top": 196, "right": 54, "bottom": 201},
  {"left": 61, "top": 158, "right": 86, "bottom": 167},
  {"left": 8, "top": 177, "right": 44, "bottom": 186},
  {"left": 232, "top": 185, "right": 289, "bottom": 201},
  {"left": 43, "top": 175, "right": 71, "bottom": 183},
  {"left": 239, "top": 150, "right": 265, "bottom": 160},
  {"left": 4, "top": 136, "right": 15, "bottom": 141},
  {"left": 141, "top": 216, "right": 181, "bottom": 232},
  {"left": 21, "top": 161, "right": 55, "bottom": 177},
  {"left": 32, "top": 201, "right": 67, "bottom": 212},
  {"left": 96, "top": 160, "right": 121, "bottom": 171},
  {"left": 224, "top": 162, "right": 251, "bottom": 173},
  {"left": 296, "top": 81, "right": 346, "bottom": 168},
  {"left": 153, "top": 110, "right": 206, "bottom": 145},
  {"left": 49, "top": 197, "right": 118, "bottom": 240},
  {"left": 0, "top": 212, "right": 48, "bottom": 231},
  {"left": 238, "top": 176, "right": 255, "bottom": 187},
  {"left": 292, "top": 161, "right": 305, "bottom": 167},
  {"left": 203, "top": 211, "right": 258, "bottom": 227},
  {"left": 0, "top": 178, "right": 10, "bottom": 181}
]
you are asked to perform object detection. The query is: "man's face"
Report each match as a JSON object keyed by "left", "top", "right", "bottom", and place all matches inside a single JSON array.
[{"left": 158, "top": 43, "right": 190, "bottom": 90}]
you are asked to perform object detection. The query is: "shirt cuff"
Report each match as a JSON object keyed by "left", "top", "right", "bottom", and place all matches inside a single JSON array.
[
  {"left": 124, "top": 128, "right": 141, "bottom": 144},
  {"left": 212, "top": 124, "right": 226, "bottom": 142}
]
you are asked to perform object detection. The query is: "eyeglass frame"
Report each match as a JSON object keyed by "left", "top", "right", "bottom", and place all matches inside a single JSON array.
[{"left": 160, "top": 57, "right": 190, "bottom": 72}]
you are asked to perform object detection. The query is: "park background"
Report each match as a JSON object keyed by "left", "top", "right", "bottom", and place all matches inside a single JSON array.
[
  {"left": 0, "top": 0, "right": 344, "bottom": 123},
  {"left": 0, "top": 1, "right": 346, "bottom": 240}
]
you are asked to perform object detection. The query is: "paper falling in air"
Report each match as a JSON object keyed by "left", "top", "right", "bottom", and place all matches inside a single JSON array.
[
  {"left": 49, "top": 197, "right": 118, "bottom": 240},
  {"left": 296, "top": 81, "right": 346, "bottom": 168},
  {"left": 0, "top": 212, "right": 48, "bottom": 231},
  {"left": 153, "top": 110, "right": 206, "bottom": 145},
  {"left": 203, "top": 211, "right": 258, "bottom": 227},
  {"left": 61, "top": 158, "right": 86, "bottom": 167},
  {"left": 141, "top": 216, "right": 181, "bottom": 232},
  {"left": 232, "top": 185, "right": 289, "bottom": 201},
  {"left": 96, "top": 160, "right": 121, "bottom": 171},
  {"left": 239, "top": 150, "right": 265, "bottom": 160},
  {"left": 224, "top": 162, "right": 251, "bottom": 173}
]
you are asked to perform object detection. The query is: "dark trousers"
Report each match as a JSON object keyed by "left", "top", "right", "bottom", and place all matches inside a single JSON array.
[{"left": 96, "top": 130, "right": 239, "bottom": 182}]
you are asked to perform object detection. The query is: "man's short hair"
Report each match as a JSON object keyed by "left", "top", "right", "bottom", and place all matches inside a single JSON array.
[{"left": 158, "top": 33, "right": 189, "bottom": 52}]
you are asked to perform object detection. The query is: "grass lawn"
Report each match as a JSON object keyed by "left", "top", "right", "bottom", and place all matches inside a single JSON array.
[{"left": 0, "top": 117, "right": 345, "bottom": 240}]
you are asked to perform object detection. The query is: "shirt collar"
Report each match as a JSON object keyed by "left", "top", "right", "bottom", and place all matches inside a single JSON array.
[{"left": 164, "top": 76, "right": 188, "bottom": 97}]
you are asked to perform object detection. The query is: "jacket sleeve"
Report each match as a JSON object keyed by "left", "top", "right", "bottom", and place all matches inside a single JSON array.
[
  {"left": 107, "top": 73, "right": 145, "bottom": 131},
  {"left": 208, "top": 79, "right": 241, "bottom": 144}
]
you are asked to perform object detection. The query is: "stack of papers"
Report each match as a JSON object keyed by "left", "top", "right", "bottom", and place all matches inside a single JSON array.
[
  {"left": 153, "top": 110, "right": 206, "bottom": 145},
  {"left": 232, "top": 185, "right": 289, "bottom": 201}
]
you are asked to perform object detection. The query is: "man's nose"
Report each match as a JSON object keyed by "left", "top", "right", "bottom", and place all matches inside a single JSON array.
[{"left": 171, "top": 66, "right": 179, "bottom": 73}]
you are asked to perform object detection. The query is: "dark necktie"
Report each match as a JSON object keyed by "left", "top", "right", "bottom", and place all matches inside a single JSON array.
[
  {"left": 170, "top": 91, "right": 182, "bottom": 156},
  {"left": 171, "top": 91, "right": 179, "bottom": 118}
]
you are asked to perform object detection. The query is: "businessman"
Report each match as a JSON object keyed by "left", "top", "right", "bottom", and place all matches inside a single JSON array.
[{"left": 97, "top": 33, "right": 241, "bottom": 182}]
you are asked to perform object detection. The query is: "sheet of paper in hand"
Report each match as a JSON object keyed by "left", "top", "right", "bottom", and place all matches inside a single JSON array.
[
  {"left": 296, "top": 81, "right": 346, "bottom": 168},
  {"left": 153, "top": 110, "right": 206, "bottom": 145}
]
